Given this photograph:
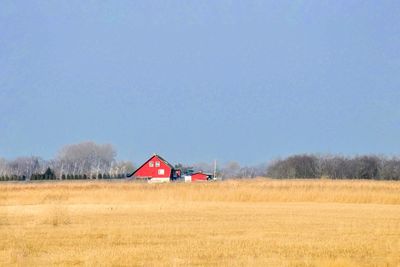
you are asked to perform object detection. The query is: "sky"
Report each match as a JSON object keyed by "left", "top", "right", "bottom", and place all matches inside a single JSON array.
[{"left": 1, "top": 1, "right": 399, "bottom": 165}]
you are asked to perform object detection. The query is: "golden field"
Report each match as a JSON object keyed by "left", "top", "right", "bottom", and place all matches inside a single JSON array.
[{"left": 0, "top": 179, "right": 399, "bottom": 266}]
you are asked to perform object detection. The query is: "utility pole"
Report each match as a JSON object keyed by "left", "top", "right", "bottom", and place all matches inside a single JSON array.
[{"left": 213, "top": 160, "right": 217, "bottom": 180}]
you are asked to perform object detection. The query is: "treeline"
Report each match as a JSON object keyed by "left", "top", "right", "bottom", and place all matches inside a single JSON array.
[
  {"left": 266, "top": 154, "right": 400, "bottom": 180},
  {"left": 0, "top": 173, "right": 128, "bottom": 182},
  {"left": 0, "top": 142, "right": 135, "bottom": 181}
]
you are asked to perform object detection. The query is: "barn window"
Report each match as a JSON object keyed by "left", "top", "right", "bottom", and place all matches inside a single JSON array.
[
  {"left": 158, "top": 169, "right": 165, "bottom": 175},
  {"left": 155, "top": 161, "right": 160, "bottom": 167},
  {"left": 149, "top": 161, "right": 154, "bottom": 167}
]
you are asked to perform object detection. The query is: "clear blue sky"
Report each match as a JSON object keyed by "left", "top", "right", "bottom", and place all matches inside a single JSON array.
[{"left": 1, "top": 1, "right": 399, "bottom": 165}]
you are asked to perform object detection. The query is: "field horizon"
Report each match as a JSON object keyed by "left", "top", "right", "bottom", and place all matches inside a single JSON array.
[{"left": 1, "top": 179, "right": 399, "bottom": 266}]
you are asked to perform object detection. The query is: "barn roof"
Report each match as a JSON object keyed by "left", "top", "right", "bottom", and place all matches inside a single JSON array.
[
  {"left": 155, "top": 154, "right": 174, "bottom": 169},
  {"left": 191, "top": 172, "right": 213, "bottom": 176},
  {"left": 127, "top": 154, "right": 174, "bottom": 177}
]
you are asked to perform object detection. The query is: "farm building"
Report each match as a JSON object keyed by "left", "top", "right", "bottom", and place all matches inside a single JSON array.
[
  {"left": 127, "top": 154, "right": 181, "bottom": 182},
  {"left": 184, "top": 172, "right": 213, "bottom": 182}
]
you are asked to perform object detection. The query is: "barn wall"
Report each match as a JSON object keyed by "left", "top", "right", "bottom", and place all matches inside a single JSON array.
[
  {"left": 134, "top": 156, "right": 172, "bottom": 178},
  {"left": 191, "top": 173, "right": 208, "bottom": 181}
]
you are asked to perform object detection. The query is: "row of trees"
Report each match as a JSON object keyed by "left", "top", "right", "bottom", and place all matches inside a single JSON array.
[
  {"left": 0, "top": 173, "right": 129, "bottom": 181},
  {"left": 0, "top": 142, "right": 135, "bottom": 181},
  {"left": 266, "top": 154, "right": 400, "bottom": 180}
]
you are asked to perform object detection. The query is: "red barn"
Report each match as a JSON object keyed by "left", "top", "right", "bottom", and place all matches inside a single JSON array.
[
  {"left": 128, "top": 154, "right": 180, "bottom": 182},
  {"left": 191, "top": 172, "right": 212, "bottom": 182}
]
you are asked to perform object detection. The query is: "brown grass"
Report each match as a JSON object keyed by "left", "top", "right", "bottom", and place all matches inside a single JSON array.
[{"left": 0, "top": 179, "right": 399, "bottom": 266}]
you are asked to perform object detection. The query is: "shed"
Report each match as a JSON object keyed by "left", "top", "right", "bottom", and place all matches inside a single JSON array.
[{"left": 190, "top": 172, "right": 212, "bottom": 182}]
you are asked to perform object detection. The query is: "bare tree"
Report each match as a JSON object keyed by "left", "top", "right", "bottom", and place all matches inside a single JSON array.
[
  {"left": 0, "top": 158, "right": 9, "bottom": 176},
  {"left": 107, "top": 161, "right": 134, "bottom": 178},
  {"left": 267, "top": 155, "right": 319, "bottom": 179},
  {"left": 57, "top": 141, "right": 117, "bottom": 177},
  {"left": 7, "top": 156, "right": 43, "bottom": 179},
  {"left": 380, "top": 157, "right": 400, "bottom": 180},
  {"left": 221, "top": 161, "right": 241, "bottom": 178}
]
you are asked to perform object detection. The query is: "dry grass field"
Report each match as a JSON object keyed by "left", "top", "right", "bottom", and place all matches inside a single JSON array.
[{"left": 1, "top": 179, "right": 399, "bottom": 266}]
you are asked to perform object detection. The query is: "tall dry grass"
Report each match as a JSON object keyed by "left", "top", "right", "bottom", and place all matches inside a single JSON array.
[
  {"left": 1, "top": 178, "right": 399, "bottom": 205},
  {"left": 0, "top": 179, "right": 399, "bottom": 266}
]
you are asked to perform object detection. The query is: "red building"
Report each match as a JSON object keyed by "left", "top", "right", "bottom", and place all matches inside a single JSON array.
[
  {"left": 191, "top": 172, "right": 212, "bottom": 182},
  {"left": 128, "top": 154, "right": 180, "bottom": 182}
]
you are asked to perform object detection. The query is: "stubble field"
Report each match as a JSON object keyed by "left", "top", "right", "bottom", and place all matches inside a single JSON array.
[{"left": 1, "top": 179, "right": 399, "bottom": 266}]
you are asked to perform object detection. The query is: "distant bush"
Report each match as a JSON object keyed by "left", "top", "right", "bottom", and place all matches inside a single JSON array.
[
  {"left": 44, "top": 168, "right": 56, "bottom": 180},
  {"left": 34, "top": 172, "right": 128, "bottom": 181},
  {"left": 0, "top": 175, "right": 25, "bottom": 181}
]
